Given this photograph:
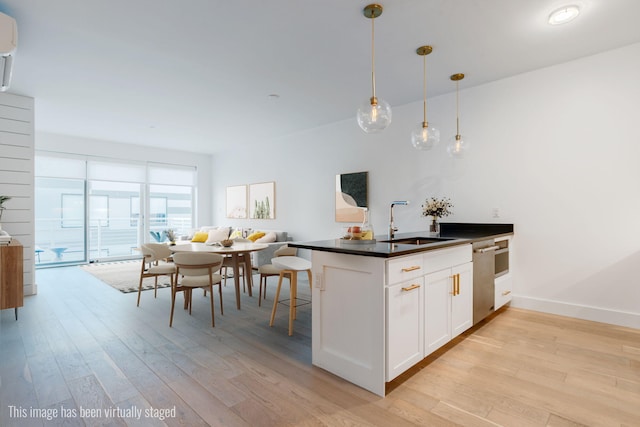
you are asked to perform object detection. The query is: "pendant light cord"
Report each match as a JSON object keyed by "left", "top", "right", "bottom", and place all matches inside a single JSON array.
[
  {"left": 371, "top": 15, "right": 376, "bottom": 99},
  {"left": 422, "top": 54, "right": 427, "bottom": 124},
  {"left": 456, "top": 80, "right": 460, "bottom": 135}
]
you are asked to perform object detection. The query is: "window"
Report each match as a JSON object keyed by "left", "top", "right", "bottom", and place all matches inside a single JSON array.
[
  {"left": 61, "top": 193, "right": 84, "bottom": 228},
  {"left": 35, "top": 154, "right": 197, "bottom": 265}
]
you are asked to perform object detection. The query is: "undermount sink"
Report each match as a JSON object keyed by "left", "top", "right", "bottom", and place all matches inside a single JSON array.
[{"left": 380, "top": 237, "right": 454, "bottom": 245}]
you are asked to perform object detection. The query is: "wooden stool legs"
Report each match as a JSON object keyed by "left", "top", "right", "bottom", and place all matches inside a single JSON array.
[
  {"left": 269, "top": 271, "right": 287, "bottom": 330},
  {"left": 269, "top": 268, "right": 312, "bottom": 336}
]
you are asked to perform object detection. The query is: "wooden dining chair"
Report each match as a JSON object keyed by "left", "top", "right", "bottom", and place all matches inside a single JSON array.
[
  {"left": 222, "top": 254, "right": 247, "bottom": 291},
  {"left": 137, "top": 243, "right": 176, "bottom": 307},
  {"left": 171, "top": 252, "right": 224, "bottom": 328},
  {"left": 220, "top": 238, "right": 252, "bottom": 292}
]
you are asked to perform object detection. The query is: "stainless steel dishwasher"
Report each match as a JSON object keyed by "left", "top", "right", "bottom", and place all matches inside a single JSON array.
[{"left": 472, "top": 239, "right": 499, "bottom": 324}]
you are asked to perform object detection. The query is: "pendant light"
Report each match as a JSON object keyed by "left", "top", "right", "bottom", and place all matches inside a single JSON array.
[
  {"left": 411, "top": 45, "right": 439, "bottom": 150},
  {"left": 447, "top": 73, "right": 468, "bottom": 158},
  {"left": 357, "top": 4, "right": 392, "bottom": 133}
]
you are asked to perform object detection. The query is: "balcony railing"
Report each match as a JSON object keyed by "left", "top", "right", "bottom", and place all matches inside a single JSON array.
[{"left": 35, "top": 216, "right": 192, "bottom": 265}]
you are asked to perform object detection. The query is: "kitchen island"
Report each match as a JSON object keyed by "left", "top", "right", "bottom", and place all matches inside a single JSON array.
[{"left": 289, "top": 223, "right": 513, "bottom": 396}]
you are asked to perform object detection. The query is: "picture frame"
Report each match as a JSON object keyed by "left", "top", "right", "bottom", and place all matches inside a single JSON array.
[
  {"left": 226, "top": 185, "right": 248, "bottom": 219},
  {"left": 335, "top": 171, "right": 368, "bottom": 222},
  {"left": 249, "top": 181, "right": 275, "bottom": 219}
]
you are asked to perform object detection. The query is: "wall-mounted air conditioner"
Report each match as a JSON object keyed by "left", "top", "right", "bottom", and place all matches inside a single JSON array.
[{"left": 0, "top": 12, "right": 17, "bottom": 92}]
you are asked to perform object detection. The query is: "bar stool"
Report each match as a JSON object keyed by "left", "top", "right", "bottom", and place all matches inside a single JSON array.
[
  {"left": 269, "top": 256, "right": 312, "bottom": 336},
  {"left": 258, "top": 245, "right": 297, "bottom": 306}
]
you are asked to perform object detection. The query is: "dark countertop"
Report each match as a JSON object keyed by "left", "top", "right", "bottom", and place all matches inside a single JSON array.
[{"left": 289, "top": 223, "right": 514, "bottom": 259}]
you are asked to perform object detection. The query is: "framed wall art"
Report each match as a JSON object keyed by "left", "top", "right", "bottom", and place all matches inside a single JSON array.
[
  {"left": 335, "top": 171, "right": 368, "bottom": 222},
  {"left": 226, "top": 185, "right": 247, "bottom": 219},
  {"left": 249, "top": 181, "right": 275, "bottom": 219}
]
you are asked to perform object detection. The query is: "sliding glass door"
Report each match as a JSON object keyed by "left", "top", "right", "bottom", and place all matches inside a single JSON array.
[
  {"left": 147, "top": 164, "right": 195, "bottom": 240},
  {"left": 35, "top": 155, "right": 197, "bottom": 266},
  {"left": 34, "top": 177, "right": 87, "bottom": 265},
  {"left": 88, "top": 180, "right": 142, "bottom": 260}
]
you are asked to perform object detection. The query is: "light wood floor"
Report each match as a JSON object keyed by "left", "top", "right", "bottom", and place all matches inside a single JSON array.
[{"left": 0, "top": 266, "right": 638, "bottom": 426}]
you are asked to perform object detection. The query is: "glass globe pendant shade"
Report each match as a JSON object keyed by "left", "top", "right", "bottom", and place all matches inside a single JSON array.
[
  {"left": 411, "top": 122, "right": 440, "bottom": 150},
  {"left": 357, "top": 97, "right": 392, "bottom": 133},
  {"left": 447, "top": 134, "right": 468, "bottom": 158}
]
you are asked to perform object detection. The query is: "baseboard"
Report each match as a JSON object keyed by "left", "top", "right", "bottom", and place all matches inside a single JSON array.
[
  {"left": 24, "top": 283, "right": 37, "bottom": 296},
  {"left": 511, "top": 295, "right": 640, "bottom": 329}
]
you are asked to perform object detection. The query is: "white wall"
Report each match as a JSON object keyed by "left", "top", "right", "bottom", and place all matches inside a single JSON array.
[
  {"left": 211, "top": 42, "right": 640, "bottom": 329},
  {"left": 36, "top": 132, "right": 213, "bottom": 228}
]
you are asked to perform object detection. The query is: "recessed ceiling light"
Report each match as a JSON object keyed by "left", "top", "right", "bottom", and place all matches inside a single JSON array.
[{"left": 548, "top": 5, "right": 580, "bottom": 25}]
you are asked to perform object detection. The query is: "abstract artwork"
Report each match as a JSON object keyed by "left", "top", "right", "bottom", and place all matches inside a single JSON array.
[{"left": 335, "top": 171, "right": 368, "bottom": 222}]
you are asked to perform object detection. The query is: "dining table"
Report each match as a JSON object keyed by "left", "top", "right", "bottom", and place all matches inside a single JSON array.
[{"left": 170, "top": 241, "right": 268, "bottom": 309}]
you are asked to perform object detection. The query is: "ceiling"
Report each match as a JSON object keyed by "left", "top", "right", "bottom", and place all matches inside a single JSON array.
[{"left": 2, "top": 0, "right": 640, "bottom": 154}]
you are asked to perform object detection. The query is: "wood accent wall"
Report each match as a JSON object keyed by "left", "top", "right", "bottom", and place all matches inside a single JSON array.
[{"left": 0, "top": 93, "right": 35, "bottom": 295}]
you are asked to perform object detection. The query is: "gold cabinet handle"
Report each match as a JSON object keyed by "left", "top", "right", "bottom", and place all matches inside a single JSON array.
[
  {"left": 401, "top": 284, "right": 420, "bottom": 292},
  {"left": 401, "top": 265, "right": 421, "bottom": 272},
  {"left": 451, "top": 274, "right": 460, "bottom": 296},
  {"left": 502, "top": 290, "right": 511, "bottom": 296}
]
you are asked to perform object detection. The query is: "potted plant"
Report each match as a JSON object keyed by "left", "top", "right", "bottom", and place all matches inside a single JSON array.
[{"left": 0, "top": 195, "right": 11, "bottom": 222}]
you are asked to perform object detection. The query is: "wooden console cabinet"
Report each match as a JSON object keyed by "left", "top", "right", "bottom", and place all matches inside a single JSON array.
[{"left": 0, "top": 239, "right": 24, "bottom": 319}]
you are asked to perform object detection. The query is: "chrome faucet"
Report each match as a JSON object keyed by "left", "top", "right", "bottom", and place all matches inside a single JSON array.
[{"left": 389, "top": 200, "right": 410, "bottom": 239}]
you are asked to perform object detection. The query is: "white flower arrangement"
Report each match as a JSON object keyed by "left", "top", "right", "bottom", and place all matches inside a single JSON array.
[{"left": 421, "top": 197, "right": 453, "bottom": 219}]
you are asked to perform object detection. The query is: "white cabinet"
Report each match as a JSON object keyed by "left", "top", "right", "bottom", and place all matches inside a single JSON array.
[
  {"left": 424, "top": 261, "right": 473, "bottom": 356},
  {"left": 495, "top": 274, "right": 513, "bottom": 310},
  {"left": 424, "top": 268, "right": 452, "bottom": 355},
  {"left": 386, "top": 253, "right": 423, "bottom": 284},
  {"left": 312, "top": 251, "right": 387, "bottom": 396},
  {"left": 494, "top": 236, "right": 513, "bottom": 310},
  {"left": 385, "top": 277, "right": 424, "bottom": 381},
  {"left": 311, "top": 243, "right": 473, "bottom": 396},
  {"left": 451, "top": 262, "right": 473, "bottom": 338}
]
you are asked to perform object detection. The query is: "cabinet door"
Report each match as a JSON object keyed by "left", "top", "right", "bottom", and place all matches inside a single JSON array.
[
  {"left": 451, "top": 262, "right": 473, "bottom": 338},
  {"left": 424, "top": 268, "right": 452, "bottom": 356},
  {"left": 385, "top": 277, "right": 424, "bottom": 381},
  {"left": 0, "top": 243, "right": 24, "bottom": 310}
]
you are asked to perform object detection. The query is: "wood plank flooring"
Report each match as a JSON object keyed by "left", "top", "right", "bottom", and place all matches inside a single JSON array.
[{"left": 0, "top": 265, "right": 638, "bottom": 426}]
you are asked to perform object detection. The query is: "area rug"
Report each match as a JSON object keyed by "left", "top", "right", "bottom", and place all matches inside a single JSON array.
[{"left": 79, "top": 260, "right": 172, "bottom": 294}]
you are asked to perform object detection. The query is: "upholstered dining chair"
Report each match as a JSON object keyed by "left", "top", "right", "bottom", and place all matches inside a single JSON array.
[
  {"left": 222, "top": 254, "right": 247, "bottom": 291},
  {"left": 257, "top": 245, "right": 297, "bottom": 306},
  {"left": 170, "top": 252, "right": 224, "bottom": 328},
  {"left": 137, "top": 243, "right": 176, "bottom": 307},
  {"left": 220, "top": 237, "right": 252, "bottom": 292}
]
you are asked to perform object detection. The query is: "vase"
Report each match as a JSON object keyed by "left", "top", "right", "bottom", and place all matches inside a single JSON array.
[
  {"left": 430, "top": 217, "right": 440, "bottom": 235},
  {"left": 361, "top": 209, "right": 375, "bottom": 241}
]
